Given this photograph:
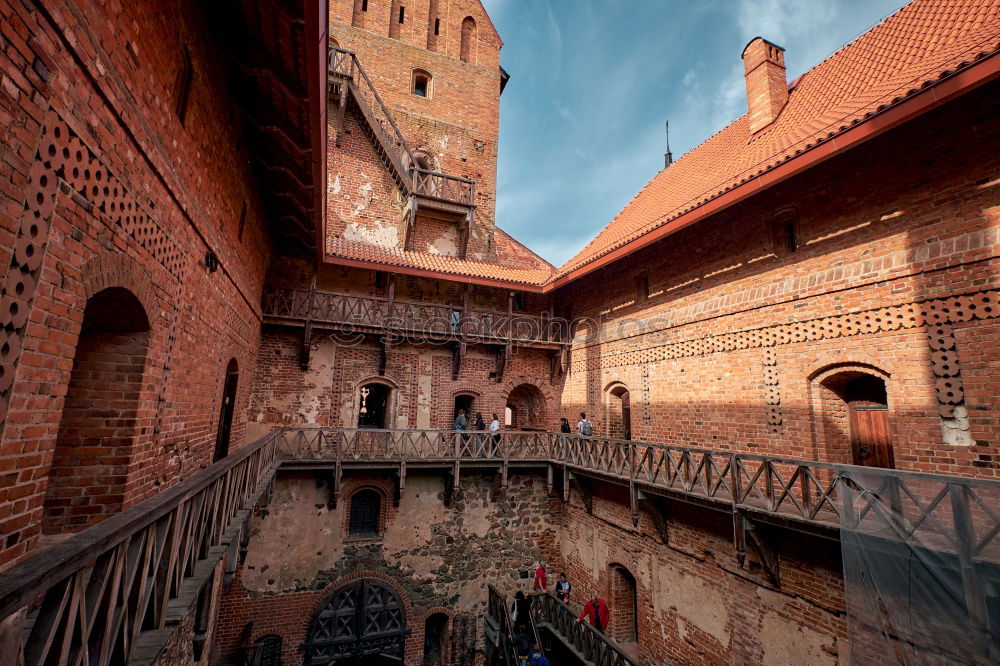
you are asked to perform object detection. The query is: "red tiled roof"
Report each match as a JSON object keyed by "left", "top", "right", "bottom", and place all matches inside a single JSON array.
[
  {"left": 556, "top": 0, "right": 1000, "bottom": 278},
  {"left": 327, "top": 237, "right": 554, "bottom": 287}
]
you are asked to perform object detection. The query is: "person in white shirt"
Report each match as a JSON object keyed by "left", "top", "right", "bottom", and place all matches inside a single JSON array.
[{"left": 489, "top": 413, "right": 501, "bottom": 455}]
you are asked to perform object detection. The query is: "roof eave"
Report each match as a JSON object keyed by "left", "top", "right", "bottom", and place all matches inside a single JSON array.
[
  {"left": 324, "top": 254, "right": 549, "bottom": 292},
  {"left": 543, "top": 51, "right": 1000, "bottom": 293}
]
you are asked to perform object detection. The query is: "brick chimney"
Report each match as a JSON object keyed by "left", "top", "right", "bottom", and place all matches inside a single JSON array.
[{"left": 742, "top": 37, "right": 788, "bottom": 133}]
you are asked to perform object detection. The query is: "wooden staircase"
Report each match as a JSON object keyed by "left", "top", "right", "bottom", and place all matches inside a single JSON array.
[{"left": 327, "top": 46, "right": 476, "bottom": 253}]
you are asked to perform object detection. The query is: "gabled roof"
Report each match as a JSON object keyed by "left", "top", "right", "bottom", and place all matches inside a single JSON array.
[{"left": 555, "top": 0, "right": 1000, "bottom": 280}]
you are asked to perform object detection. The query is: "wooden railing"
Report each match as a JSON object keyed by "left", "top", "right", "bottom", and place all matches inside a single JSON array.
[
  {"left": 533, "top": 591, "right": 640, "bottom": 666},
  {"left": 485, "top": 584, "right": 518, "bottom": 666},
  {"left": 328, "top": 47, "right": 475, "bottom": 207},
  {"left": 0, "top": 432, "right": 280, "bottom": 666},
  {"left": 276, "top": 428, "right": 1000, "bottom": 553},
  {"left": 262, "top": 287, "right": 571, "bottom": 345}
]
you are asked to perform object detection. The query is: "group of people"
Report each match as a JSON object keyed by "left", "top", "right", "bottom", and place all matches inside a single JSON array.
[
  {"left": 453, "top": 409, "right": 502, "bottom": 457},
  {"left": 507, "top": 562, "right": 610, "bottom": 666},
  {"left": 453, "top": 409, "right": 596, "bottom": 437}
]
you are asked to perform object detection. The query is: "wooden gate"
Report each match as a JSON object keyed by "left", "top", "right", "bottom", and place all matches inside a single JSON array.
[{"left": 304, "top": 578, "right": 410, "bottom": 664}]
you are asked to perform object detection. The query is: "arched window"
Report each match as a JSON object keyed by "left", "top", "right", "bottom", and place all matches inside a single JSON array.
[
  {"left": 609, "top": 564, "right": 638, "bottom": 644},
  {"left": 349, "top": 489, "right": 382, "bottom": 536},
  {"left": 606, "top": 383, "right": 631, "bottom": 440},
  {"left": 769, "top": 207, "right": 799, "bottom": 255},
  {"left": 459, "top": 17, "right": 476, "bottom": 63},
  {"left": 42, "top": 287, "right": 151, "bottom": 535},
  {"left": 252, "top": 634, "right": 282, "bottom": 666},
  {"left": 412, "top": 69, "right": 432, "bottom": 98},
  {"left": 358, "top": 382, "right": 391, "bottom": 428},
  {"left": 423, "top": 613, "right": 448, "bottom": 664}
]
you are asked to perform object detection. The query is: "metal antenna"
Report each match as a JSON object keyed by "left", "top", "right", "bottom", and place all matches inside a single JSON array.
[{"left": 664, "top": 120, "right": 674, "bottom": 168}]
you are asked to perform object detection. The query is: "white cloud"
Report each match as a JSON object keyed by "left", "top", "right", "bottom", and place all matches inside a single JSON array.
[{"left": 682, "top": 70, "right": 697, "bottom": 86}]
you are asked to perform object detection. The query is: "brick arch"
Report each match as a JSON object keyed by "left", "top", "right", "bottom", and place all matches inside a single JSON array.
[
  {"left": 307, "top": 570, "right": 414, "bottom": 620},
  {"left": 807, "top": 360, "right": 895, "bottom": 465},
  {"left": 501, "top": 376, "right": 554, "bottom": 430},
  {"left": 348, "top": 374, "right": 402, "bottom": 429},
  {"left": 602, "top": 380, "right": 631, "bottom": 439},
  {"left": 606, "top": 561, "right": 638, "bottom": 643},
  {"left": 79, "top": 252, "right": 159, "bottom": 322},
  {"left": 340, "top": 478, "right": 393, "bottom": 537},
  {"left": 420, "top": 607, "right": 452, "bottom": 665}
]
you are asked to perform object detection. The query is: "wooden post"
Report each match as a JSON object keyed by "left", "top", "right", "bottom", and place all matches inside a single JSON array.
[
  {"left": 950, "top": 483, "right": 989, "bottom": 656},
  {"left": 547, "top": 464, "right": 554, "bottom": 496}
]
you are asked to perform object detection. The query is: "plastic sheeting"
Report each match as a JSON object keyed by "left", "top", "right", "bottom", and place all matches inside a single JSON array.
[{"left": 838, "top": 466, "right": 1000, "bottom": 665}]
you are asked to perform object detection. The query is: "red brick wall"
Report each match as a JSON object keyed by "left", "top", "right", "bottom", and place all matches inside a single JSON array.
[
  {"left": 556, "top": 82, "right": 1000, "bottom": 478},
  {"left": 0, "top": 0, "right": 271, "bottom": 568},
  {"left": 328, "top": 0, "right": 503, "bottom": 259}
]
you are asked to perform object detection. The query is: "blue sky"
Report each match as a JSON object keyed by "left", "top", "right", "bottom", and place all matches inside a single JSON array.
[{"left": 482, "top": 0, "right": 909, "bottom": 267}]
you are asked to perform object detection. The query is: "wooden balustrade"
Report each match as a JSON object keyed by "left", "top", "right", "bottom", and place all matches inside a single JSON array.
[
  {"left": 263, "top": 287, "right": 571, "bottom": 346},
  {"left": 278, "top": 427, "right": 1000, "bottom": 558},
  {"left": 0, "top": 432, "right": 280, "bottom": 666},
  {"left": 533, "top": 591, "right": 639, "bottom": 666}
]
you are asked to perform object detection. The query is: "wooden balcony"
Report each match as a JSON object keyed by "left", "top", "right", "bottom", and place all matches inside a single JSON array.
[
  {"left": 3, "top": 427, "right": 998, "bottom": 664},
  {"left": 262, "top": 287, "right": 570, "bottom": 349}
]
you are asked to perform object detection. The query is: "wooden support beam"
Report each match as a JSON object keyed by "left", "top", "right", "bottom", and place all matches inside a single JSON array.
[
  {"left": 562, "top": 466, "right": 570, "bottom": 503},
  {"left": 327, "top": 466, "right": 341, "bottom": 510},
  {"left": 547, "top": 464, "right": 554, "bottom": 497},
  {"left": 638, "top": 491, "right": 669, "bottom": 544},
  {"left": 333, "top": 75, "right": 349, "bottom": 146},
  {"left": 452, "top": 341, "right": 466, "bottom": 380},
  {"left": 630, "top": 481, "right": 639, "bottom": 528},
  {"left": 569, "top": 473, "right": 593, "bottom": 514},
  {"left": 444, "top": 470, "right": 456, "bottom": 507},
  {"left": 300, "top": 273, "right": 317, "bottom": 370},
  {"left": 734, "top": 511, "right": 780, "bottom": 586}
]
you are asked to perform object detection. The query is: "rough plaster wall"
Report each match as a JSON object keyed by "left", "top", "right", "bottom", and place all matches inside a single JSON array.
[
  {"left": 240, "top": 472, "right": 553, "bottom": 614},
  {"left": 416, "top": 358, "right": 433, "bottom": 429},
  {"left": 760, "top": 610, "right": 837, "bottom": 666},
  {"left": 655, "top": 561, "right": 730, "bottom": 647}
]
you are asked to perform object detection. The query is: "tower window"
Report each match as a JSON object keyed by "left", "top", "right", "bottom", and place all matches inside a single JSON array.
[
  {"left": 399, "top": 6, "right": 405, "bottom": 23},
  {"left": 434, "top": 18, "right": 440, "bottom": 35},
  {"left": 770, "top": 208, "right": 800, "bottom": 255},
  {"left": 362, "top": 0, "right": 367, "bottom": 9},
  {"left": 412, "top": 69, "right": 431, "bottom": 98}
]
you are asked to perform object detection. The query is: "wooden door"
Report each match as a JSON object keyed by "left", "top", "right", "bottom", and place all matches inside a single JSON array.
[{"left": 849, "top": 405, "right": 894, "bottom": 468}]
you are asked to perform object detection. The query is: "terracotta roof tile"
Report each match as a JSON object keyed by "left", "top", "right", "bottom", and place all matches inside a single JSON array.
[
  {"left": 556, "top": 0, "right": 1000, "bottom": 278},
  {"left": 327, "top": 237, "right": 554, "bottom": 286}
]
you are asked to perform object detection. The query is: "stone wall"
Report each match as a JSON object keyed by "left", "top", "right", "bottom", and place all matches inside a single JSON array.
[{"left": 214, "top": 470, "right": 555, "bottom": 665}]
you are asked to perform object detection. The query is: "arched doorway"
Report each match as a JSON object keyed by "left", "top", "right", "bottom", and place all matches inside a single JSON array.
[
  {"left": 42, "top": 287, "right": 151, "bottom": 534},
  {"left": 423, "top": 613, "right": 448, "bottom": 664},
  {"left": 304, "top": 578, "right": 410, "bottom": 665},
  {"left": 358, "top": 382, "right": 391, "bottom": 429},
  {"left": 454, "top": 394, "right": 475, "bottom": 425},
  {"left": 820, "top": 371, "right": 893, "bottom": 468},
  {"left": 608, "top": 564, "right": 638, "bottom": 645},
  {"left": 214, "top": 358, "right": 239, "bottom": 461},
  {"left": 606, "top": 383, "right": 631, "bottom": 440},
  {"left": 505, "top": 383, "right": 545, "bottom": 430}
]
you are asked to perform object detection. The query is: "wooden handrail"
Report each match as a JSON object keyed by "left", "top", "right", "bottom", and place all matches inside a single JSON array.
[{"left": 0, "top": 431, "right": 280, "bottom": 665}]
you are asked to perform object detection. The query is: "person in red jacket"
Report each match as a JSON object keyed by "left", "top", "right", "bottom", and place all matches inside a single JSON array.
[
  {"left": 576, "top": 593, "right": 610, "bottom": 633},
  {"left": 533, "top": 562, "right": 548, "bottom": 592}
]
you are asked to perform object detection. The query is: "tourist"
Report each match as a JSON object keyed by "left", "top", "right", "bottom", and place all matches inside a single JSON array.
[
  {"left": 529, "top": 645, "right": 550, "bottom": 666},
  {"left": 475, "top": 412, "right": 487, "bottom": 457},
  {"left": 577, "top": 412, "right": 593, "bottom": 436},
  {"left": 560, "top": 417, "right": 571, "bottom": 433},
  {"left": 555, "top": 572, "right": 571, "bottom": 604},
  {"left": 512, "top": 590, "right": 533, "bottom": 623},
  {"left": 454, "top": 409, "right": 468, "bottom": 430},
  {"left": 576, "top": 593, "right": 609, "bottom": 633},
  {"left": 489, "top": 412, "right": 501, "bottom": 453},
  {"left": 512, "top": 623, "right": 531, "bottom": 666},
  {"left": 533, "top": 561, "right": 548, "bottom": 592}
]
